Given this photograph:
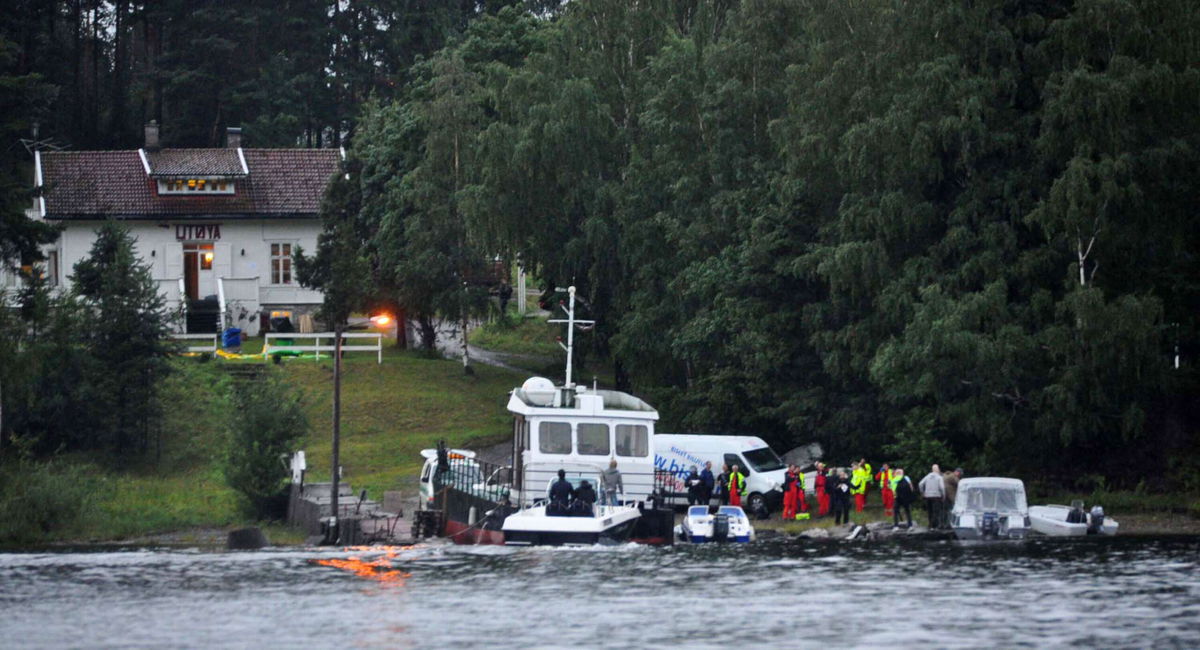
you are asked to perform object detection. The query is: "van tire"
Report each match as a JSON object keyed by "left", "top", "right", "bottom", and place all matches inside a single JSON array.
[{"left": 747, "top": 492, "right": 767, "bottom": 514}]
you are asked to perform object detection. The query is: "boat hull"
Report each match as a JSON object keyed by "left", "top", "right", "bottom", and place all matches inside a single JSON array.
[
  {"left": 1028, "top": 505, "right": 1088, "bottom": 537},
  {"left": 444, "top": 518, "right": 506, "bottom": 545},
  {"left": 953, "top": 526, "right": 1028, "bottom": 541},
  {"left": 504, "top": 517, "right": 638, "bottom": 546}
]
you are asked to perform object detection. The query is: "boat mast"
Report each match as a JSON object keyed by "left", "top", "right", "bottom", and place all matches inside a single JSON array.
[{"left": 548, "top": 285, "right": 594, "bottom": 389}]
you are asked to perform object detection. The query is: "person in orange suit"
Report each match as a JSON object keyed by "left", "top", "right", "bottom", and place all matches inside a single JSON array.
[{"left": 876, "top": 463, "right": 895, "bottom": 517}]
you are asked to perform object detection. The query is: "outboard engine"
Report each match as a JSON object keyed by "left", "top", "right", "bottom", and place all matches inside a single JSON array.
[
  {"left": 980, "top": 511, "right": 1000, "bottom": 538},
  {"left": 1088, "top": 505, "right": 1105, "bottom": 535},
  {"left": 712, "top": 514, "right": 730, "bottom": 542}
]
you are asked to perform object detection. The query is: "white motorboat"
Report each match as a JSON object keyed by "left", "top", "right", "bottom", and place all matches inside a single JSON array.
[
  {"left": 676, "top": 505, "right": 755, "bottom": 543},
  {"left": 1029, "top": 503, "right": 1119, "bottom": 537},
  {"left": 502, "top": 502, "right": 642, "bottom": 546},
  {"left": 950, "top": 477, "right": 1030, "bottom": 540}
]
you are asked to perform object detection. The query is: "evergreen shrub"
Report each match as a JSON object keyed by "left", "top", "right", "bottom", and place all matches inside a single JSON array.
[{"left": 222, "top": 372, "right": 308, "bottom": 519}]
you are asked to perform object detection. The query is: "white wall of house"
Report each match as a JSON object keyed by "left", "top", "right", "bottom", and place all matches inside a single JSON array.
[{"left": 43, "top": 218, "right": 324, "bottom": 335}]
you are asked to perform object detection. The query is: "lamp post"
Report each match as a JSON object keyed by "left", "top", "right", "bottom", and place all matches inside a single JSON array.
[
  {"left": 329, "top": 313, "right": 392, "bottom": 544},
  {"left": 330, "top": 321, "right": 343, "bottom": 542}
]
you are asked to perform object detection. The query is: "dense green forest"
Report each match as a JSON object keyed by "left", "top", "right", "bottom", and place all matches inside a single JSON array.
[{"left": 2, "top": 1, "right": 1197, "bottom": 490}]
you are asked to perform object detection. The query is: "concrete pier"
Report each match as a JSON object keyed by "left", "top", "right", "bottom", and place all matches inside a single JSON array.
[{"left": 288, "top": 481, "right": 413, "bottom": 545}]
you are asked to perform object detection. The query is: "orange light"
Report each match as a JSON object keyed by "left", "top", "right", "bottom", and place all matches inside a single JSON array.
[
  {"left": 370, "top": 314, "right": 392, "bottom": 327},
  {"left": 187, "top": 179, "right": 196, "bottom": 188},
  {"left": 204, "top": 252, "right": 214, "bottom": 263}
]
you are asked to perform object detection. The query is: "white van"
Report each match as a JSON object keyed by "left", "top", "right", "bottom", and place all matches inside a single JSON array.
[{"left": 654, "top": 434, "right": 788, "bottom": 513}]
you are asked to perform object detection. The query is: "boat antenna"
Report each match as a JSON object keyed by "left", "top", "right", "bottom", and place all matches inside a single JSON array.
[{"left": 548, "top": 285, "right": 594, "bottom": 389}]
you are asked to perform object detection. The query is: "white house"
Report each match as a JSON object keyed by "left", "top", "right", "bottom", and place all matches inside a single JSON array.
[{"left": 12, "top": 124, "right": 341, "bottom": 335}]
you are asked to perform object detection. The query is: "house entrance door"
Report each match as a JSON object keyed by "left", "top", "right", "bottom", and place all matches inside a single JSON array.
[{"left": 182, "top": 243, "right": 215, "bottom": 300}]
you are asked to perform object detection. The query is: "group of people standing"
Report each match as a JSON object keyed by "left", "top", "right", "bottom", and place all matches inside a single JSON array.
[
  {"left": 805, "top": 460, "right": 963, "bottom": 529},
  {"left": 916, "top": 464, "right": 962, "bottom": 529},
  {"left": 683, "top": 461, "right": 748, "bottom": 507}
]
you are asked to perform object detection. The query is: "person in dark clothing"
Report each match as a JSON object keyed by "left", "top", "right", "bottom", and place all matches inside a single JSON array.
[
  {"left": 715, "top": 464, "right": 731, "bottom": 505},
  {"left": 685, "top": 466, "right": 703, "bottom": 505},
  {"left": 498, "top": 281, "right": 513, "bottom": 314},
  {"left": 892, "top": 468, "right": 916, "bottom": 528},
  {"left": 699, "top": 461, "right": 715, "bottom": 505},
  {"left": 573, "top": 480, "right": 597, "bottom": 516},
  {"left": 832, "top": 469, "right": 852, "bottom": 525},
  {"left": 549, "top": 469, "right": 574, "bottom": 515},
  {"left": 824, "top": 464, "right": 838, "bottom": 517}
]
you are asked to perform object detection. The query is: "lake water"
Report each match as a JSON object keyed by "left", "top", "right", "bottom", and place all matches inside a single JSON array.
[{"left": 2, "top": 536, "right": 1198, "bottom": 648}]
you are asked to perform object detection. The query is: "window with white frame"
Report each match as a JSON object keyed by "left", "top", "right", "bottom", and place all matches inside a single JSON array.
[
  {"left": 157, "top": 178, "right": 236, "bottom": 194},
  {"left": 270, "top": 242, "right": 295, "bottom": 285}
]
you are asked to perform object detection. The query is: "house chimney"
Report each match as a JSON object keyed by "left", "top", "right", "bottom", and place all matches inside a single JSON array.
[
  {"left": 226, "top": 127, "right": 242, "bottom": 149},
  {"left": 144, "top": 120, "right": 161, "bottom": 152}
]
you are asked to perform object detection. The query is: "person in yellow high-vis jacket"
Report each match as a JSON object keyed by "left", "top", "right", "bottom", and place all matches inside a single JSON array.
[
  {"left": 876, "top": 463, "right": 894, "bottom": 517},
  {"left": 850, "top": 462, "right": 868, "bottom": 512}
]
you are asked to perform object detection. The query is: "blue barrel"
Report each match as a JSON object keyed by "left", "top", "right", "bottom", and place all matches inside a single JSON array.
[{"left": 222, "top": 327, "right": 243, "bottom": 349}]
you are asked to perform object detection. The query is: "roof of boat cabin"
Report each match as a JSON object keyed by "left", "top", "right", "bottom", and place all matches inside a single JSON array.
[
  {"left": 508, "top": 387, "right": 658, "bottom": 418},
  {"left": 957, "top": 477, "right": 1026, "bottom": 489}
]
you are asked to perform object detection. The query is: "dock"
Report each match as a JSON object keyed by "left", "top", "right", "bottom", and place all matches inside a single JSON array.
[{"left": 287, "top": 480, "right": 414, "bottom": 545}]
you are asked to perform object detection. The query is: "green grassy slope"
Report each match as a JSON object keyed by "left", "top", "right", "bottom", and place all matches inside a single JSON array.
[
  {"left": 287, "top": 346, "right": 522, "bottom": 497},
  {"left": 21, "top": 339, "right": 525, "bottom": 543}
]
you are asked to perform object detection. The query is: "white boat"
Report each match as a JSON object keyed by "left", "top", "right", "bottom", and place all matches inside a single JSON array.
[
  {"left": 1029, "top": 504, "right": 1119, "bottom": 537},
  {"left": 950, "top": 477, "right": 1030, "bottom": 540},
  {"left": 502, "top": 502, "right": 642, "bottom": 546},
  {"left": 677, "top": 505, "right": 755, "bottom": 543}
]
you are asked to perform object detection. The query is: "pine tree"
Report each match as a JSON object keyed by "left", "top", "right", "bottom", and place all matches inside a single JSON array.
[{"left": 72, "top": 221, "right": 173, "bottom": 457}]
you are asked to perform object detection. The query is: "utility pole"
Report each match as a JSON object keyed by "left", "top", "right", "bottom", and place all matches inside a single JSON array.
[{"left": 330, "top": 324, "right": 343, "bottom": 542}]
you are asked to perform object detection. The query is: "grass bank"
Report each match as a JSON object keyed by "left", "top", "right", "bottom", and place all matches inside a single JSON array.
[
  {"left": 470, "top": 313, "right": 562, "bottom": 358},
  {"left": 2, "top": 334, "right": 525, "bottom": 546}
]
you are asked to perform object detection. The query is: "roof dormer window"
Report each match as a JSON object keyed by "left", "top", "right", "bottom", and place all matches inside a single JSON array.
[{"left": 158, "top": 178, "right": 235, "bottom": 195}]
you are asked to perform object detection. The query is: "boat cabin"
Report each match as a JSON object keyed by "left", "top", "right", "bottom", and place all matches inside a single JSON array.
[{"left": 507, "top": 377, "right": 658, "bottom": 505}]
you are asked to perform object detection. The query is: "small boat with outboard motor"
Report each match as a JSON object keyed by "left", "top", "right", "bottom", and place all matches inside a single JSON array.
[
  {"left": 949, "top": 477, "right": 1031, "bottom": 540},
  {"left": 675, "top": 505, "right": 756, "bottom": 543},
  {"left": 1028, "top": 502, "right": 1118, "bottom": 537}
]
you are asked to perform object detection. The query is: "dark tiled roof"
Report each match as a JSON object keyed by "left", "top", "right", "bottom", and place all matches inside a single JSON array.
[
  {"left": 145, "top": 149, "right": 246, "bottom": 177},
  {"left": 40, "top": 148, "right": 340, "bottom": 219}
]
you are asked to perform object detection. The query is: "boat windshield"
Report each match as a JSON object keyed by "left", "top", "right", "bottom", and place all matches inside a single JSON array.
[
  {"left": 742, "top": 447, "right": 785, "bottom": 473},
  {"left": 718, "top": 506, "right": 746, "bottom": 518},
  {"left": 688, "top": 506, "right": 709, "bottom": 517},
  {"left": 961, "top": 487, "right": 1025, "bottom": 512}
]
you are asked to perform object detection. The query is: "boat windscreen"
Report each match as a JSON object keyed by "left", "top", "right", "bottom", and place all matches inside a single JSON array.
[
  {"left": 688, "top": 506, "right": 709, "bottom": 516},
  {"left": 742, "top": 447, "right": 785, "bottom": 473},
  {"left": 961, "top": 487, "right": 1026, "bottom": 512}
]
